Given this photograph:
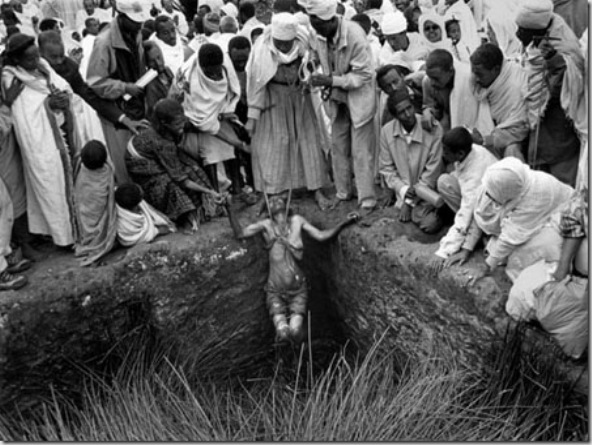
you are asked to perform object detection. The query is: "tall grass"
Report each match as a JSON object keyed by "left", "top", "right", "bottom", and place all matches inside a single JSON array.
[{"left": 0, "top": 324, "right": 587, "bottom": 441}]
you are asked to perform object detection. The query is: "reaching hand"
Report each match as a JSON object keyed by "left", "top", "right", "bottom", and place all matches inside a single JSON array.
[
  {"left": 121, "top": 117, "right": 150, "bottom": 135},
  {"left": 471, "top": 127, "right": 484, "bottom": 145},
  {"left": 399, "top": 203, "right": 412, "bottom": 223},
  {"left": 404, "top": 186, "right": 416, "bottom": 201},
  {"left": 429, "top": 257, "right": 446, "bottom": 275},
  {"left": 346, "top": 212, "right": 360, "bottom": 224},
  {"left": 468, "top": 263, "right": 490, "bottom": 286},
  {"left": 4, "top": 77, "right": 23, "bottom": 106},
  {"left": 125, "top": 84, "right": 143, "bottom": 98},
  {"left": 421, "top": 108, "right": 435, "bottom": 132},
  {"left": 245, "top": 118, "right": 256, "bottom": 137},
  {"left": 48, "top": 90, "right": 70, "bottom": 110},
  {"left": 443, "top": 249, "right": 471, "bottom": 268}
]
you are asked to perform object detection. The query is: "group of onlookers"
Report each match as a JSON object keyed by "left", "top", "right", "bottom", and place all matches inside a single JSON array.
[{"left": 0, "top": 0, "right": 587, "bottom": 359}]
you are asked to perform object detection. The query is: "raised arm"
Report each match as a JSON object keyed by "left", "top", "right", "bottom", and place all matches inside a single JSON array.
[
  {"left": 226, "top": 197, "right": 268, "bottom": 240},
  {"left": 299, "top": 213, "right": 359, "bottom": 242}
]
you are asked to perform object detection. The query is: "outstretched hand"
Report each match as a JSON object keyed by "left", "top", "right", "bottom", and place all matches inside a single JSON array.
[{"left": 346, "top": 212, "right": 360, "bottom": 224}]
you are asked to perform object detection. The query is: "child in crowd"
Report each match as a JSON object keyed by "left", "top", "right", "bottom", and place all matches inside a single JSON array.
[
  {"left": 74, "top": 140, "right": 117, "bottom": 266},
  {"left": 114, "top": 183, "right": 176, "bottom": 247},
  {"left": 445, "top": 18, "right": 471, "bottom": 62}
]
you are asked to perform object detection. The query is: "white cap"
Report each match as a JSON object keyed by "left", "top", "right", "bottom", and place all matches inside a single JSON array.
[
  {"left": 381, "top": 10, "right": 407, "bottom": 35},
  {"left": 116, "top": 0, "right": 150, "bottom": 23}
]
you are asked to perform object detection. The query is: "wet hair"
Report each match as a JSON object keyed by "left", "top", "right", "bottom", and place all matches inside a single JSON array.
[
  {"left": 366, "top": 0, "right": 382, "bottom": 9},
  {"left": 98, "top": 21, "right": 109, "bottom": 32},
  {"left": 425, "top": 48, "right": 453, "bottom": 72},
  {"left": 4, "top": 33, "right": 35, "bottom": 65},
  {"left": 2, "top": 8, "right": 20, "bottom": 26},
  {"left": 143, "top": 19, "right": 156, "bottom": 32},
  {"left": 80, "top": 140, "right": 108, "bottom": 170},
  {"left": 198, "top": 43, "right": 223, "bottom": 68},
  {"left": 115, "top": 183, "right": 144, "bottom": 210},
  {"left": 39, "top": 18, "right": 59, "bottom": 32},
  {"left": 375, "top": 63, "right": 411, "bottom": 84},
  {"left": 228, "top": 35, "right": 251, "bottom": 52},
  {"left": 350, "top": 13, "right": 371, "bottom": 35},
  {"left": 470, "top": 43, "right": 503, "bottom": 71},
  {"left": 154, "top": 14, "right": 174, "bottom": 33},
  {"left": 386, "top": 88, "right": 411, "bottom": 114},
  {"left": 442, "top": 127, "right": 473, "bottom": 154},
  {"left": 268, "top": 196, "right": 287, "bottom": 216}
]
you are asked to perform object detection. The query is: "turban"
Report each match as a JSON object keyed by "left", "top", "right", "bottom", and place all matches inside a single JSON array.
[
  {"left": 515, "top": 0, "right": 553, "bottom": 30},
  {"left": 220, "top": 2, "right": 239, "bottom": 18},
  {"left": 203, "top": 12, "right": 221, "bottom": 33},
  {"left": 381, "top": 10, "right": 407, "bottom": 35},
  {"left": 305, "top": 0, "right": 337, "bottom": 20},
  {"left": 271, "top": 12, "right": 298, "bottom": 40}
]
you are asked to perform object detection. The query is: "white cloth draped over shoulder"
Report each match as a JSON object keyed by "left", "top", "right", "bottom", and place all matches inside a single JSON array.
[
  {"left": 116, "top": 200, "right": 175, "bottom": 247},
  {"left": 471, "top": 60, "right": 528, "bottom": 150},
  {"left": 474, "top": 158, "right": 575, "bottom": 266},
  {"left": 246, "top": 25, "right": 309, "bottom": 120},
  {"left": 2, "top": 58, "right": 78, "bottom": 246},
  {"left": 450, "top": 60, "right": 494, "bottom": 134},
  {"left": 177, "top": 51, "right": 240, "bottom": 134},
  {"left": 150, "top": 34, "right": 187, "bottom": 77},
  {"left": 484, "top": 4, "right": 521, "bottom": 61}
]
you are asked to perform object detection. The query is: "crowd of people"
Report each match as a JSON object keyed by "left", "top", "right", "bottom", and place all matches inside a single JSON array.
[{"left": 0, "top": 0, "right": 587, "bottom": 350}]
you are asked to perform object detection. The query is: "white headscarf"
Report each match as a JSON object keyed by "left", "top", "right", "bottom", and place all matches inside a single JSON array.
[
  {"left": 381, "top": 10, "right": 407, "bottom": 35},
  {"left": 418, "top": 11, "right": 452, "bottom": 51},
  {"left": 305, "top": 0, "right": 337, "bottom": 20}
]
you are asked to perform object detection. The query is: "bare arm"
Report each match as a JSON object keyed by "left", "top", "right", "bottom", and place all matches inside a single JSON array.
[
  {"left": 553, "top": 237, "right": 583, "bottom": 281},
  {"left": 226, "top": 198, "right": 268, "bottom": 240},
  {"left": 299, "top": 213, "right": 359, "bottom": 242}
]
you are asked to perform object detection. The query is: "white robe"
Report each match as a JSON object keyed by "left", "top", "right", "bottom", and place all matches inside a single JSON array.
[{"left": 2, "top": 60, "right": 77, "bottom": 246}]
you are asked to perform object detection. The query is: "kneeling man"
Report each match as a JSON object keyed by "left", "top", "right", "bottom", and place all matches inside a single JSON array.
[{"left": 379, "top": 88, "right": 444, "bottom": 233}]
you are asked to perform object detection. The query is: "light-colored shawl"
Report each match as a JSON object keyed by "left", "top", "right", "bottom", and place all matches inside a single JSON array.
[
  {"left": 450, "top": 60, "right": 494, "bottom": 134},
  {"left": 74, "top": 162, "right": 117, "bottom": 266},
  {"left": 246, "top": 25, "right": 309, "bottom": 117},
  {"left": 484, "top": 5, "right": 522, "bottom": 61},
  {"left": 474, "top": 157, "right": 574, "bottom": 246},
  {"left": 177, "top": 51, "right": 240, "bottom": 134},
  {"left": 523, "top": 13, "right": 587, "bottom": 139},
  {"left": 116, "top": 200, "right": 175, "bottom": 247},
  {"left": 471, "top": 59, "right": 528, "bottom": 149},
  {"left": 151, "top": 34, "right": 187, "bottom": 77}
]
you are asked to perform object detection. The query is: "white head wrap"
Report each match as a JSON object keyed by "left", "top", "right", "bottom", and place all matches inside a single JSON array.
[
  {"left": 515, "top": 0, "right": 553, "bottom": 30},
  {"left": 271, "top": 12, "right": 299, "bottom": 40},
  {"left": 305, "top": 0, "right": 337, "bottom": 20},
  {"left": 220, "top": 2, "right": 239, "bottom": 18},
  {"left": 381, "top": 10, "right": 407, "bottom": 35}
]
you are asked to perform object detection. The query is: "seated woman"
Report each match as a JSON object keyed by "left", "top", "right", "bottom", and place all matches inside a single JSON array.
[
  {"left": 115, "top": 183, "right": 175, "bottom": 247},
  {"left": 470, "top": 157, "right": 575, "bottom": 284},
  {"left": 126, "top": 98, "right": 225, "bottom": 232}
]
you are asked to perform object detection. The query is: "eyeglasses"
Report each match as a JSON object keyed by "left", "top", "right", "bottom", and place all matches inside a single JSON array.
[{"left": 424, "top": 25, "right": 440, "bottom": 32}]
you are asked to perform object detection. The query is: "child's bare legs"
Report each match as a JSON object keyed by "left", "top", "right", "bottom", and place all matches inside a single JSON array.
[
  {"left": 273, "top": 314, "right": 290, "bottom": 342},
  {"left": 289, "top": 314, "right": 305, "bottom": 344}
]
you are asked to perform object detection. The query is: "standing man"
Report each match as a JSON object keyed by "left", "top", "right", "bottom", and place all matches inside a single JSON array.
[
  {"left": 516, "top": 0, "right": 585, "bottom": 187},
  {"left": 159, "top": 0, "right": 189, "bottom": 36},
  {"left": 86, "top": 0, "right": 150, "bottom": 184},
  {"left": 307, "top": 0, "right": 377, "bottom": 213}
]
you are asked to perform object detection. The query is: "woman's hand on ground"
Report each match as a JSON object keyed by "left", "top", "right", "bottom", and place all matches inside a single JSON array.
[{"left": 444, "top": 249, "right": 471, "bottom": 268}]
